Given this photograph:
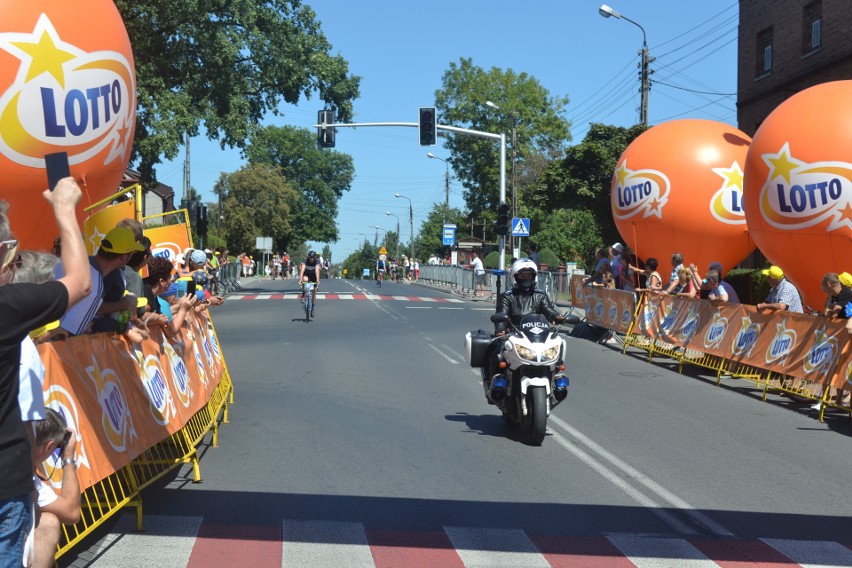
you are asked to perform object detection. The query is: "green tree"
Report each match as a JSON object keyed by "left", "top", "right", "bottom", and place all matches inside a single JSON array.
[
  {"left": 245, "top": 126, "right": 355, "bottom": 246},
  {"left": 215, "top": 163, "right": 298, "bottom": 254},
  {"left": 116, "top": 0, "right": 360, "bottom": 181},
  {"left": 528, "top": 123, "right": 647, "bottom": 245},
  {"left": 413, "top": 203, "right": 467, "bottom": 261},
  {"left": 434, "top": 58, "right": 571, "bottom": 221},
  {"left": 533, "top": 209, "right": 602, "bottom": 270}
]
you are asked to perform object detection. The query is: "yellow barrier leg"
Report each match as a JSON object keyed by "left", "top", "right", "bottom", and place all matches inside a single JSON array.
[{"left": 190, "top": 450, "right": 202, "bottom": 483}]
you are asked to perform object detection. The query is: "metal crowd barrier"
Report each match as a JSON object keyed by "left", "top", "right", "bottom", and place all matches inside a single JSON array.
[{"left": 54, "top": 320, "right": 235, "bottom": 561}]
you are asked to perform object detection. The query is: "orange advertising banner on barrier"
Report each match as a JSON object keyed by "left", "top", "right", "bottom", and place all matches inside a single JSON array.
[
  {"left": 570, "top": 274, "right": 586, "bottom": 308},
  {"left": 83, "top": 200, "right": 137, "bottom": 255},
  {"left": 145, "top": 224, "right": 192, "bottom": 266},
  {"left": 580, "top": 286, "right": 636, "bottom": 334},
  {"left": 38, "top": 314, "right": 225, "bottom": 489},
  {"left": 636, "top": 293, "right": 848, "bottom": 385}
]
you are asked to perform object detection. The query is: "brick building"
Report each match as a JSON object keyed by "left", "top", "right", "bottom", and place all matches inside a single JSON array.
[{"left": 737, "top": 0, "right": 852, "bottom": 136}]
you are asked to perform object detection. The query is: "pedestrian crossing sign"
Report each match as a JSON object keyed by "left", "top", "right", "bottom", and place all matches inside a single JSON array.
[{"left": 511, "top": 218, "right": 530, "bottom": 237}]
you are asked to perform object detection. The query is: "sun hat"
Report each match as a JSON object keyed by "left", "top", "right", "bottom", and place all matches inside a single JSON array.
[
  {"left": 101, "top": 227, "right": 144, "bottom": 254},
  {"left": 762, "top": 266, "right": 784, "bottom": 279}
]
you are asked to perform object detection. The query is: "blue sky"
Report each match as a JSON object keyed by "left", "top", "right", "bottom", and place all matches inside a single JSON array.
[{"left": 155, "top": 1, "right": 739, "bottom": 261}]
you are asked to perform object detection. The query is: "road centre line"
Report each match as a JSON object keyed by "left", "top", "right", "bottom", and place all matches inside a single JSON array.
[
  {"left": 438, "top": 307, "right": 463, "bottom": 310},
  {"left": 428, "top": 343, "right": 459, "bottom": 364},
  {"left": 549, "top": 415, "right": 733, "bottom": 537}
]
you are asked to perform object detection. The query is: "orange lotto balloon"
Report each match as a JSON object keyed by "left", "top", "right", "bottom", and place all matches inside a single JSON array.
[
  {"left": 743, "top": 80, "right": 852, "bottom": 310},
  {"left": 0, "top": 0, "right": 135, "bottom": 251},
  {"left": 611, "top": 119, "right": 754, "bottom": 277}
]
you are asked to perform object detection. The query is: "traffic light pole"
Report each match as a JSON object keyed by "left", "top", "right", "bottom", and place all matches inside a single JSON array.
[{"left": 314, "top": 120, "right": 507, "bottom": 273}]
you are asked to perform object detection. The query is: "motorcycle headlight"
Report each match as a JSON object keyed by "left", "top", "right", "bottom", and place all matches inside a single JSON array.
[
  {"left": 542, "top": 345, "right": 560, "bottom": 362},
  {"left": 514, "top": 345, "right": 536, "bottom": 361}
]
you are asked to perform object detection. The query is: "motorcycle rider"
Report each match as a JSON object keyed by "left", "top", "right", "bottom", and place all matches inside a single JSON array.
[{"left": 485, "top": 259, "right": 565, "bottom": 396}]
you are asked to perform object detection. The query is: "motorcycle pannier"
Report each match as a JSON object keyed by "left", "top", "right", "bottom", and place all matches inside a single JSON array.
[{"left": 464, "top": 329, "right": 493, "bottom": 368}]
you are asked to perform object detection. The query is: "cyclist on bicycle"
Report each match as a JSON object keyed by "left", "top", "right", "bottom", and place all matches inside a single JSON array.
[
  {"left": 376, "top": 254, "right": 387, "bottom": 287},
  {"left": 299, "top": 250, "right": 321, "bottom": 316}
]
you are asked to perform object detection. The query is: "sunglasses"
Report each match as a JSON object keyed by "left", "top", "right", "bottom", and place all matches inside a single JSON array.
[{"left": 0, "top": 239, "right": 18, "bottom": 269}]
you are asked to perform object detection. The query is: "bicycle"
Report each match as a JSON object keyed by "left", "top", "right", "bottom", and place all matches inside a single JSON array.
[{"left": 302, "top": 281, "right": 316, "bottom": 322}]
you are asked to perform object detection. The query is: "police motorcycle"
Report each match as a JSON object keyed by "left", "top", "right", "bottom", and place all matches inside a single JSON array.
[{"left": 464, "top": 263, "right": 578, "bottom": 445}]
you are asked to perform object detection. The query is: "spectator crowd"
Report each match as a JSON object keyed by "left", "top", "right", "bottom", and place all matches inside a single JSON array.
[{"left": 1, "top": 178, "right": 224, "bottom": 567}]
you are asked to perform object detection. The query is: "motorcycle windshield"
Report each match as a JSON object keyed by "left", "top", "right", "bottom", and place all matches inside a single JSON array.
[{"left": 518, "top": 314, "right": 550, "bottom": 344}]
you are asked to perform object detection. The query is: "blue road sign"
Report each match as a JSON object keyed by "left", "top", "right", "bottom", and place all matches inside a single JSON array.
[
  {"left": 511, "top": 218, "right": 530, "bottom": 237},
  {"left": 442, "top": 224, "right": 457, "bottom": 246}
]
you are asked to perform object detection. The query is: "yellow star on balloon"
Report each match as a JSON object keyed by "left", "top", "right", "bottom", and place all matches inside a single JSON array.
[
  {"left": 712, "top": 161, "right": 744, "bottom": 190},
  {"left": 766, "top": 146, "right": 799, "bottom": 184},
  {"left": 12, "top": 30, "right": 76, "bottom": 87},
  {"left": 615, "top": 162, "right": 630, "bottom": 187}
]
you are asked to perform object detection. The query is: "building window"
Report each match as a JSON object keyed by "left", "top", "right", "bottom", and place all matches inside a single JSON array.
[
  {"left": 803, "top": 1, "right": 822, "bottom": 54},
  {"left": 756, "top": 27, "right": 773, "bottom": 76}
]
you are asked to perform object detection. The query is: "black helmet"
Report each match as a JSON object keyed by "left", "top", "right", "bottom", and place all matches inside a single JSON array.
[{"left": 308, "top": 250, "right": 316, "bottom": 258}]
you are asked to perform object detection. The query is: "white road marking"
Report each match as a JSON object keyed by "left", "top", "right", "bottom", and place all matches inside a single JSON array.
[
  {"left": 87, "top": 514, "right": 201, "bottom": 567},
  {"left": 282, "top": 519, "right": 374, "bottom": 567},
  {"left": 761, "top": 538, "right": 852, "bottom": 567},
  {"left": 444, "top": 526, "right": 550, "bottom": 567},
  {"left": 549, "top": 415, "right": 733, "bottom": 537},
  {"left": 428, "top": 343, "right": 459, "bottom": 364},
  {"left": 438, "top": 307, "right": 463, "bottom": 310},
  {"left": 608, "top": 535, "right": 718, "bottom": 567}
]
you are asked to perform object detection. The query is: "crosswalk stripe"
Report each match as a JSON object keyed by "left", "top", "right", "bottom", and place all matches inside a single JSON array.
[
  {"left": 607, "top": 534, "right": 718, "bottom": 567},
  {"left": 760, "top": 538, "right": 852, "bottom": 567},
  {"left": 188, "top": 523, "right": 281, "bottom": 567},
  {"left": 78, "top": 514, "right": 852, "bottom": 567},
  {"left": 530, "top": 535, "right": 637, "bottom": 567},
  {"left": 443, "top": 526, "right": 551, "bottom": 567},
  {"left": 282, "top": 519, "right": 375, "bottom": 567},
  {"left": 366, "top": 530, "right": 465, "bottom": 568},
  {"left": 88, "top": 514, "right": 202, "bottom": 567}
]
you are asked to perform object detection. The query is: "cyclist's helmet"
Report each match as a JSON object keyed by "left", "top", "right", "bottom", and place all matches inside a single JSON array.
[
  {"left": 510, "top": 258, "right": 537, "bottom": 293},
  {"left": 308, "top": 250, "right": 317, "bottom": 259}
]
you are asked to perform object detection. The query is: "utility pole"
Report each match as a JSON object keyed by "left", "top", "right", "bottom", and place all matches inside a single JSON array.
[
  {"left": 444, "top": 168, "right": 450, "bottom": 223},
  {"left": 639, "top": 45, "right": 651, "bottom": 126},
  {"left": 182, "top": 133, "right": 190, "bottom": 209}
]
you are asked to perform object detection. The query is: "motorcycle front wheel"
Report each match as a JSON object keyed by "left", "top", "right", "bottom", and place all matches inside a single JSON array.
[{"left": 524, "top": 387, "right": 547, "bottom": 445}]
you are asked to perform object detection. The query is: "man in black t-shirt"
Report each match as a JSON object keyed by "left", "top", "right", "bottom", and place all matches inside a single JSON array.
[
  {"left": 0, "top": 178, "right": 91, "bottom": 566},
  {"left": 298, "top": 251, "right": 321, "bottom": 315}
]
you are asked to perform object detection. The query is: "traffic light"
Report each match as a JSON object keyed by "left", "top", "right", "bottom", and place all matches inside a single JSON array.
[
  {"left": 317, "top": 109, "right": 336, "bottom": 148},
  {"left": 419, "top": 107, "right": 437, "bottom": 146},
  {"left": 195, "top": 204, "right": 207, "bottom": 241},
  {"left": 496, "top": 202, "right": 510, "bottom": 236}
]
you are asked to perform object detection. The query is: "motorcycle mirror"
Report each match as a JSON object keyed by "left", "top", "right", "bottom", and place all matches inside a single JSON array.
[{"left": 490, "top": 312, "right": 509, "bottom": 324}]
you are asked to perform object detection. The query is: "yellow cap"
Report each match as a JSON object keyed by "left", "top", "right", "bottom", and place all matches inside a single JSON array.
[
  {"left": 101, "top": 227, "right": 144, "bottom": 254},
  {"left": 761, "top": 265, "right": 784, "bottom": 279}
]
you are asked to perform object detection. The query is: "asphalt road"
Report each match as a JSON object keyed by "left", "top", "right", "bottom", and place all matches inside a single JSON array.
[{"left": 61, "top": 276, "right": 852, "bottom": 567}]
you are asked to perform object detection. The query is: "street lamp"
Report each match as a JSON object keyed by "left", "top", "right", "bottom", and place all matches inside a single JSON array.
[
  {"left": 427, "top": 153, "right": 451, "bottom": 223},
  {"left": 395, "top": 193, "right": 414, "bottom": 262},
  {"left": 386, "top": 211, "right": 401, "bottom": 259},
  {"left": 599, "top": 4, "right": 650, "bottom": 126},
  {"left": 370, "top": 224, "right": 386, "bottom": 248}
]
